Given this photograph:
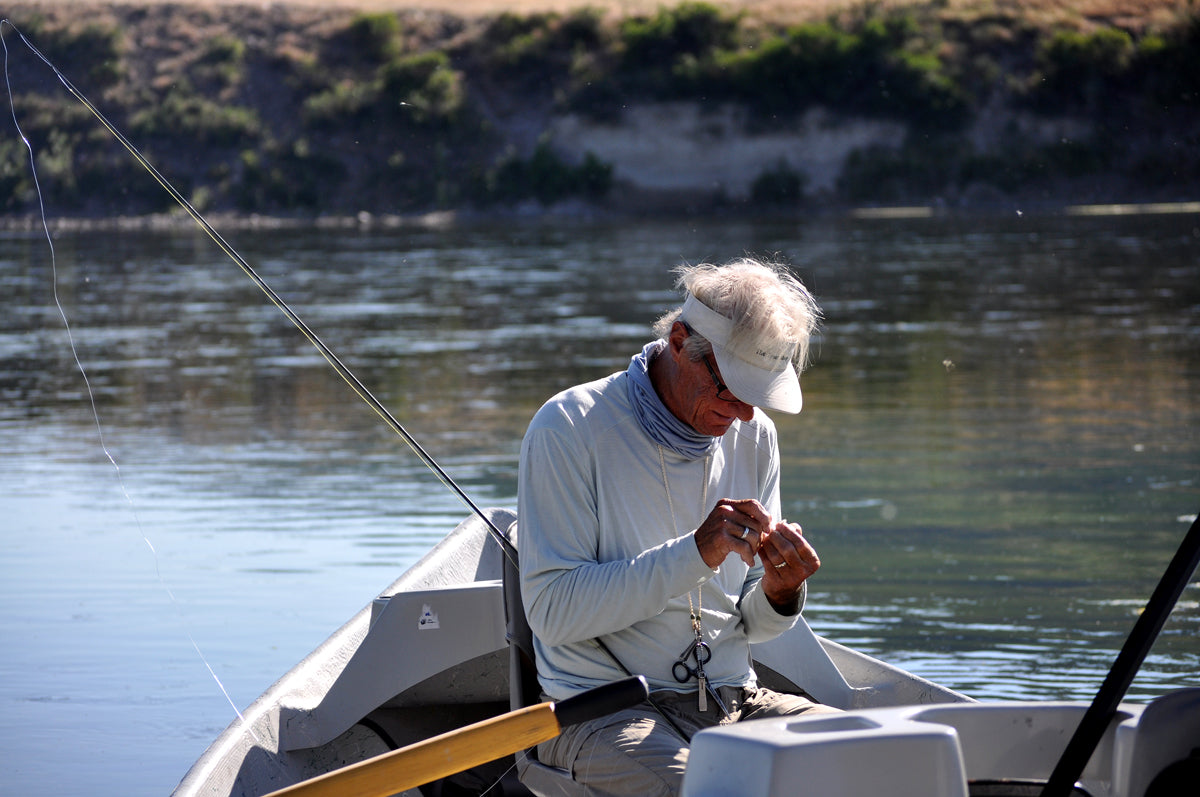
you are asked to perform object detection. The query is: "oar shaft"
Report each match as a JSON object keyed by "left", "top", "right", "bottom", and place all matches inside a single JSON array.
[
  {"left": 267, "top": 703, "right": 559, "bottom": 797},
  {"left": 264, "top": 676, "right": 649, "bottom": 797}
]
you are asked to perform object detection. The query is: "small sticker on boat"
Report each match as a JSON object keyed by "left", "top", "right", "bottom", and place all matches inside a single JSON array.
[{"left": 418, "top": 605, "right": 440, "bottom": 630}]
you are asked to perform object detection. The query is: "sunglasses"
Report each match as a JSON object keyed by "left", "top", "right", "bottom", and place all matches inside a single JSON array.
[
  {"left": 682, "top": 321, "right": 740, "bottom": 403},
  {"left": 701, "top": 355, "right": 739, "bottom": 403}
]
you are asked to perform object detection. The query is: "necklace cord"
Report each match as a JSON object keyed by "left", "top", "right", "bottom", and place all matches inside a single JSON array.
[
  {"left": 658, "top": 446, "right": 710, "bottom": 633},
  {"left": 0, "top": 19, "right": 513, "bottom": 559}
]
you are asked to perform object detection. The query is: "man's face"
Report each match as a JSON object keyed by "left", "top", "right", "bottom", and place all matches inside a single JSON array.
[{"left": 677, "top": 350, "right": 755, "bottom": 436}]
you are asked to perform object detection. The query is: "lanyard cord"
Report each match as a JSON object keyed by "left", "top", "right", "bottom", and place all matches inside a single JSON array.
[
  {"left": 1, "top": 20, "right": 514, "bottom": 561},
  {"left": 658, "top": 445, "right": 710, "bottom": 637}
]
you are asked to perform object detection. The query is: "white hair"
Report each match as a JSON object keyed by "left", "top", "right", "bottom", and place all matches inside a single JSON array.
[{"left": 653, "top": 257, "right": 822, "bottom": 369}]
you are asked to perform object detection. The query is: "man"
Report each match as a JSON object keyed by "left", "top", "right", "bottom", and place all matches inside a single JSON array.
[{"left": 517, "top": 257, "right": 835, "bottom": 796}]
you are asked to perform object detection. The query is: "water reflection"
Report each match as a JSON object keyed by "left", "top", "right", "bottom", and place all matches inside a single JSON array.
[{"left": 0, "top": 211, "right": 1197, "bottom": 792}]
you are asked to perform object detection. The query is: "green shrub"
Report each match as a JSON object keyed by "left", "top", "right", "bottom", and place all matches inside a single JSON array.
[
  {"left": 8, "top": 94, "right": 94, "bottom": 140},
  {"left": 33, "top": 22, "right": 125, "bottom": 89},
  {"left": 236, "top": 139, "right": 347, "bottom": 210},
  {"left": 302, "top": 80, "right": 378, "bottom": 126},
  {"left": 2, "top": 120, "right": 169, "bottom": 212},
  {"left": 616, "top": 2, "right": 739, "bottom": 95},
  {"left": 194, "top": 35, "right": 247, "bottom": 88},
  {"left": 378, "top": 51, "right": 464, "bottom": 125},
  {"left": 619, "top": 1, "right": 737, "bottom": 64},
  {"left": 838, "top": 137, "right": 969, "bottom": 201},
  {"left": 336, "top": 13, "right": 403, "bottom": 66},
  {"left": 883, "top": 49, "right": 970, "bottom": 127},
  {"left": 720, "top": 22, "right": 863, "bottom": 108},
  {"left": 305, "top": 48, "right": 466, "bottom": 128},
  {"left": 481, "top": 12, "right": 560, "bottom": 70},
  {"left": 475, "top": 7, "right": 612, "bottom": 112},
  {"left": 483, "top": 141, "right": 612, "bottom": 204},
  {"left": 0, "top": 138, "right": 33, "bottom": 211},
  {"left": 1030, "top": 26, "right": 1134, "bottom": 110},
  {"left": 575, "top": 151, "right": 614, "bottom": 198},
  {"left": 750, "top": 160, "right": 806, "bottom": 205},
  {"left": 951, "top": 136, "right": 1111, "bottom": 196},
  {"left": 1130, "top": 16, "right": 1200, "bottom": 108},
  {"left": 199, "top": 36, "right": 246, "bottom": 65},
  {"left": 130, "top": 83, "right": 261, "bottom": 146},
  {"left": 75, "top": 150, "right": 176, "bottom": 212},
  {"left": 35, "top": 128, "right": 78, "bottom": 197},
  {"left": 703, "top": 14, "right": 967, "bottom": 127},
  {"left": 559, "top": 6, "right": 607, "bottom": 50}
]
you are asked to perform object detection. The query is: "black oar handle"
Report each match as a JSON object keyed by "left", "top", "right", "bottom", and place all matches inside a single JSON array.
[
  {"left": 554, "top": 676, "right": 650, "bottom": 729},
  {"left": 1040, "top": 511, "right": 1200, "bottom": 797}
]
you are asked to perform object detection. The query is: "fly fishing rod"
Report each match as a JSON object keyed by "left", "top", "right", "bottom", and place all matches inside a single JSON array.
[{"left": 1, "top": 20, "right": 515, "bottom": 558}]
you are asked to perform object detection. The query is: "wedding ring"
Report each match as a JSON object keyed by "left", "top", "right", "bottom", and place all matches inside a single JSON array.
[
  {"left": 740, "top": 526, "right": 750, "bottom": 540},
  {"left": 774, "top": 562, "right": 787, "bottom": 569}
]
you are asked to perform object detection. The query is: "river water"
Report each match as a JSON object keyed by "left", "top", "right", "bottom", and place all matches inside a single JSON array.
[{"left": 1, "top": 210, "right": 1198, "bottom": 795}]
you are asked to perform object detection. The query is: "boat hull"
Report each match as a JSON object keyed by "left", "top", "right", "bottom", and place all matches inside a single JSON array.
[{"left": 172, "top": 509, "right": 973, "bottom": 797}]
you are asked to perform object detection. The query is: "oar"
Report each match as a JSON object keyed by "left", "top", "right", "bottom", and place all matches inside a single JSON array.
[
  {"left": 264, "top": 675, "right": 648, "bottom": 797},
  {"left": 1039, "top": 511, "right": 1200, "bottom": 797}
]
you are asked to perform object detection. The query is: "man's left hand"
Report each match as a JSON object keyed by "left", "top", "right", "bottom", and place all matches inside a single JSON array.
[{"left": 757, "top": 521, "right": 820, "bottom": 614}]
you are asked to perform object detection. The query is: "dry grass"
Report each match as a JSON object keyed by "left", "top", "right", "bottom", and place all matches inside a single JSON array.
[{"left": 20, "top": 0, "right": 1196, "bottom": 28}]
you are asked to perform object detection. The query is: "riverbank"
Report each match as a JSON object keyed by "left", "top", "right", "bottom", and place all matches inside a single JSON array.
[
  {"left": 4, "top": 200, "right": 1200, "bottom": 236},
  {"left": 4, "top": 1, "right": 1198, "bottom": 218}
]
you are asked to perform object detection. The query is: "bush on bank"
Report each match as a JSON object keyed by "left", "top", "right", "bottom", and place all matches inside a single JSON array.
[{"left": 3, "top": 1, "right": 1197, "bottom": 216}]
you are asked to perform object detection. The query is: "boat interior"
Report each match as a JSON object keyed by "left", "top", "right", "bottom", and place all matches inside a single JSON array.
[{"left": 173, "top": 510, "right": 1199, "bottom": 797}]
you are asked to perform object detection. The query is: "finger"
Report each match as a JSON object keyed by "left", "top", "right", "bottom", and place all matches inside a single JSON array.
[
  {"left": 714, "top": 519, "right": 756, "bottom": 567},
  {"left": 732, "top": 525, "right": 758, "bottom": 566},
  {"left": 763, "top": 542, "right": 796, "bottom": 573},
  {"left": 711, "top": 502, "right": 766, "bottom": 545},
  {"left": 790, "top": 540, "right": 820, "bottom": 575},
  {"left": 771, "top": 519, "right": 803, "bottom": 539},
  {"left": 723, "top": 498, "right": 771, "bottom": 531},
  {"left": 767, "top": 521, "right": 807, "bottom": 553},
  {"left": 761, "top": 531, "right": 820, "bottom": 576},
  {"left": 735, "top": 523, "right": 756, "bottom": 547}
]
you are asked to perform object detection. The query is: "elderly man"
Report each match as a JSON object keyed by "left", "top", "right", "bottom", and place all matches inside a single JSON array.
[{"left": 517, "top": 257, "right": 835, "bottom": 796}]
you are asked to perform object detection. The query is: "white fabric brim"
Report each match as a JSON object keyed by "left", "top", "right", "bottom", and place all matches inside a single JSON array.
[
  {"left": 711, "top": 345, "right": 803, "bottom": 414},
  {"left": 680, "top": 294, "right": 803, "bottom": 413}
]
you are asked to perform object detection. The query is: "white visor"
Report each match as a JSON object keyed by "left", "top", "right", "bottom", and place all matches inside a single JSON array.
[{"left": 679, "top": 294, "right": 803, "bottom": 414}]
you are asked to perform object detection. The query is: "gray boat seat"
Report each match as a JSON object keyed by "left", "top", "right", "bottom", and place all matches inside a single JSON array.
[{"left": 501, "top": 522, "right": 589, "bottom": 797}]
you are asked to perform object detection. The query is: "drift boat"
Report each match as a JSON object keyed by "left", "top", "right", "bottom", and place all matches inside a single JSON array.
[{"left": 172, "top": 508, "right": 1199, "bottom": 797}]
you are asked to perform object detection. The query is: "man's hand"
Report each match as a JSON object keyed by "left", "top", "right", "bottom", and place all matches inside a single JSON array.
[
  {"left": 694, "top": 498, "right": 772, "bottom": 568},
  {"left": 694, "top": 502, "right": 820, "bottom": 612},
  {"left": 757, "top": 520, "right": 820, "bottom": 614}
]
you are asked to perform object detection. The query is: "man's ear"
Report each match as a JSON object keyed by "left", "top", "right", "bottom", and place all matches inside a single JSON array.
[{"left": 667, "top": 320, "right": 689, "bottom": 354}]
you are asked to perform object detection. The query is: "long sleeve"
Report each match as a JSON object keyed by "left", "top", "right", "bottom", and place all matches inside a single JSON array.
[
  {"left": 517, "top": 370, "right": 801, "bottom": 699},
  {"left": 518, "top": 384, "right": 714, "bottom": 648}
]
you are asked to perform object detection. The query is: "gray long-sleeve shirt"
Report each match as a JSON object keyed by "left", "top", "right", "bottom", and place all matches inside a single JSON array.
[{"left": 517, "top": 367, "right": 802, "bottom": 699}]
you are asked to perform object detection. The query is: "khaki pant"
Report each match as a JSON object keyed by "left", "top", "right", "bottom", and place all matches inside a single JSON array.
[{"left": 536, "top": 686, "right": 839, "bottom": 797}]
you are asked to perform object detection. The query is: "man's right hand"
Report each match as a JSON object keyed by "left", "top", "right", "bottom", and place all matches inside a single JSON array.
[{"left": 694, "top": 498, "right": 772, "bottom": 568}]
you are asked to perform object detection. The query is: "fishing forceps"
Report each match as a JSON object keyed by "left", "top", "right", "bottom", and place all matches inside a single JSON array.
[
  {"left": 672, "top": 637, "right": 712, "bottom": 683},
  {"left": 673, "top": 637, "right": 730, "bottom": 715}
]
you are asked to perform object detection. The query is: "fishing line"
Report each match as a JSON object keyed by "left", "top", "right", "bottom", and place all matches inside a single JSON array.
[
  {"left": 0, "top": 19, "right": 515, "bottom": 562},
  {"left": 1, "top": 19, "right": 261, "bottom": 745}
]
